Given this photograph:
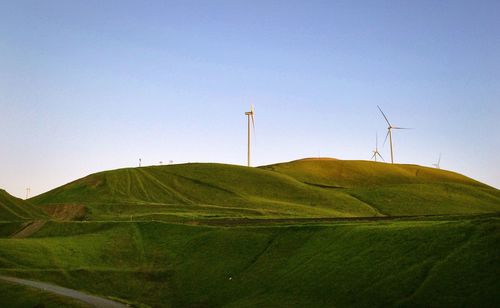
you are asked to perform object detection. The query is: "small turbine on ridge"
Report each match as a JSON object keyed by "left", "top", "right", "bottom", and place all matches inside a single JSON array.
[
  {"left": 433, "top": 153, "right": 441, "bottom": 169},
  {"left": 371, "top": 133, "right": 384, "bottom": 162},
  {"left": 377, "top": 105, "right": 411, "bottom": 164},
  {"left": 244, "top": 104, "right": 256, "bottom": 167}
]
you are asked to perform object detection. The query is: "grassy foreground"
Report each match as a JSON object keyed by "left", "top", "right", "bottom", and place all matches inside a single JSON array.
[
  {"left": 0, "top": 215, "right": 498, "bottom": 307},
  {"left": 0, "top": 280, "right": 89, "bottom": 307}
]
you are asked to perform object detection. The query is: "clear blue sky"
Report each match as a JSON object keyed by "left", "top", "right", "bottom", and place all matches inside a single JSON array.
[{"left": 1, "top": 0, "right": 499, "bottom": 198}]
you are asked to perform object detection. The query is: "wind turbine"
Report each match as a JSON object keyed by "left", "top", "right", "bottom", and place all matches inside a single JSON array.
[
  {"left": 371, "top": 133, "right": 384, "bottom": 162},
  {"left": 433, "top": 153, "right": 441, "bottom": 169},
  {"left": 377, "top": 105, "right": 410, "bottom": 164},
  {"left": 244, "top": 104, "right": 255, "bottom": 167}
]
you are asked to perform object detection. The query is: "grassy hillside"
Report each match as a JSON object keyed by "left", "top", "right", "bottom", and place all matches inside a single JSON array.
[
  {"left": 262, "top": 159, "right": 500, "bottom": 216},
  {"left": 31, "top": 163, "right": 380, "bottom": 219},
  {"left": 0, "top": 216, "right": 498, "bottom": 307},
  {"left": 0, "top": 189, "right": 47, "bottom": 221},
  {"left": 261, "top": 158, "right": 490, "bottom": 188},
  {"left": 30, "top": 160, "right": 500, "bottom": 220},
  {"left": 2, "top": 159, "right": 497, "bottom": 307},
  {"left": 0, "top": 280, "right": 89, "bottom": 307}
]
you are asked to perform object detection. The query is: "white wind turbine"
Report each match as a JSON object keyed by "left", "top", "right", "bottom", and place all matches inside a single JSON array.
[
  {"left": 433, "top": 153, "right": 442, "bottom": 169},
  {"left": 377, "top": 105, "right": 411, "bottom": 164},
  {"left": 371, "top": 133, "right": 384, "bottom": 162},
  {"left": 244, "top": 104, "right": 255, "bottom": 167}
]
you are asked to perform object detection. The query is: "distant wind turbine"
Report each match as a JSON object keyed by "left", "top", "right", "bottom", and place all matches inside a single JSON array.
[
  {"left": 244, "top": 104, "right": 256, "bottom": 167},
  {"left": 139, "top": 158, "right": 142, "bottom": 167},
  {"left": 433, "top": 153, "right": 442, "bottom": 169},
  {"left": 377, "top": 105, "right": 411, "bottom": 164},
  {"left": 371, "top": 133, "right": 384, "bottom": 162}
]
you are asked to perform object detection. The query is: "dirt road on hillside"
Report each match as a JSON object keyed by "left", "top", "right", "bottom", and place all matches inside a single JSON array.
[
  {"left": 10, "top": 221, "right": 46, "bottom": 238},
  {"left": 0, "top": 276, "right": 127, "bottom": 307}
]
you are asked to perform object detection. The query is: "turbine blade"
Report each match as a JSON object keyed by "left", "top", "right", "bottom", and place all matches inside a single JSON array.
[
  {"left": 383, "top": 130, "right": 390, "bottom": 146},
  {"left": 377, "top": 152, "right": 385, "bottom": 162},
  {"left": 251, "top": 111, "right": 256, "bottom": 144},
  {"left": 392, "top": 127, "right": 412, "bottom": 130},
  {"left": 377, "top": 105, "right": 391, "bottom": 126}
]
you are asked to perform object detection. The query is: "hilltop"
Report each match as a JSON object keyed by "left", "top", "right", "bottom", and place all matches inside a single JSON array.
[
  {"left": 261, "top": 158, "right": 489, "bottom": 188},
  {"left": 0, "top": 189, "right": 47, "bottom": 221},
  {"left": 29, "top": 159, "right": 500, "bottom": 220}
]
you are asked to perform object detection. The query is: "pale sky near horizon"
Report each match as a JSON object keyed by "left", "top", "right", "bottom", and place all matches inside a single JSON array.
[{"left": 1, "top": 0, "right": 499, "bottom": 198}]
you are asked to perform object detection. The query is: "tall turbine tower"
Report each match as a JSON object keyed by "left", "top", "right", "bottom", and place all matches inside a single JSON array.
[
  {"left": 244, "top": 105, "right": 255, "bottom": 167},
  {"left": 377, "top": 105, "right": 410, "bottom": 164},
  {"left": 371, "top": 133, "right": 384, "bottom": 162}
]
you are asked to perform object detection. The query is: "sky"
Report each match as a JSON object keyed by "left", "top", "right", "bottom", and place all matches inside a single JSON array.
[{"left": 1, "top": 0, "right": 499, "bottom": 198}]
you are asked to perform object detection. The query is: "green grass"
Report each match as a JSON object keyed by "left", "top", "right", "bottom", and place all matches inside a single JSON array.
[
  {"left": 0, "top": 280, "right": 90, "bottom": 307},
  {"left": 30, "top": 163, "right": 381, "bottom": 219},
  {"left": 1, "top": 158, "right": 498, "bottom": 307},
  {"left": 261, "top": 158, "right": 489, "bottom": 188},
  {"left": 29, "top": 160, "right": 500, "bottom": 220},
  {"left": 348, "top": 182, "right": 500, "bottom": 216},
  {"left": 0, "top": 216, "right": 498, "bottom": 307},
  {"left": 0, "top": 189, "right": 47, "bottom": 221}
]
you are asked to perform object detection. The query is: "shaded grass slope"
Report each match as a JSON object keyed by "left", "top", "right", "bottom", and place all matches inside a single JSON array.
[
  {"left": 0, "top": 216, "right": 498, "bottom": 307},
  {"left": 0, "top": 189, "right": 47, "bottom": 221},
  {"left": 0, "top": 280, "right": 90, "bottom": 308}
]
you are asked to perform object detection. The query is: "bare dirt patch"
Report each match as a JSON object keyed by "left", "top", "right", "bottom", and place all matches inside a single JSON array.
[{"left": 42, "top": 204, "right": 87, "bottom": 221}]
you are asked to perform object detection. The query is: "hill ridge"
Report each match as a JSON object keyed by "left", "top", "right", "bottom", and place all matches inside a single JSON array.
[
  {"left": 25, "top": 159, "right": 499, "bottom": 221},
  {"left": 0, "top": 189, "right": 47, "bottom": 221}
]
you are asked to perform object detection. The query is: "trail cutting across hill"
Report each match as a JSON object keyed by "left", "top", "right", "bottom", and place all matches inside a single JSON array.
[
  {"left": 0, "top": 276, "right": 126, "bottom": 307},
  {"left": 10, "top": 221, "right": 46, "bottom": 238}
]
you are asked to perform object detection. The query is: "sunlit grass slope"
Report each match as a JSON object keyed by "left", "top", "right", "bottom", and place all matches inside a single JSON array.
[
  {"left": 262, "top": 158, "right": 500, "bottom": 216},
  {"left": 31, "top": 163, "right": 380, "bottom": 219},
  {"left": 30, "top": 159, "right": 500, "bottom": 220},
  {"left": 261, "top": 158, "right": 490, "bottom": 188},
  {"left": 0, "top": 189, "right": 47, "bottom": 221},
  {"left": 0, "top": 216, "right": 498, "bottom": 307}
]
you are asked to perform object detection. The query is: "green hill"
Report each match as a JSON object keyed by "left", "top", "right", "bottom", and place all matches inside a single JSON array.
[
  {"left": 262, "top": 158, "right": 500, "bottom": 216},
  {"left": 0, "top": 216, "right": 498, "bottom": 307},
  {"left": 30, "top": 159, "right": 500, "bottom": 220},
  {"left": 30, "top": 163, "right": 380, "bottom": 220},
  {"left": 261, "top": 158, "right": 489, "bottom": 188},
  {"left": 0, "top": 189, "right": 47, "bottom": 221},
  {"left": 1, "top": 159, "right": 499, "bottom": 307}
]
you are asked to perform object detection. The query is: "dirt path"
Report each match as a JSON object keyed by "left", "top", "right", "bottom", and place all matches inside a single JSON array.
[
  {"left": 10, "top": 221, "right": 46, "bottom": 238},
  {"left": 0, "top": 276, "right": 127, "bottom": 308}
]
